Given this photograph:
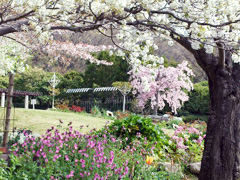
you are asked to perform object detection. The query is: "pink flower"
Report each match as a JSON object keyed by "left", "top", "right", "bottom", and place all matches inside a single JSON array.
[
  {"left": 177, "top": 141, "right": 188, "bottom": 149},
  {"left": 197, "top": 136, "right": 203, "bottom": 144},
  {"left": 188, "top": 127, "right": 200, "bottom": 134},
  {"left": 65, "top": 155, "right": 69, "bottom": 161}
]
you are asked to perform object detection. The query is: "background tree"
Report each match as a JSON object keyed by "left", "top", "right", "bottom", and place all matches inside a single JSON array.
[
  {"left": 84, "top": 51, "right": 129, "bottom": 87},
  {"left": 184, "top": 81, "right": 210, "bottom": 115},
  {"left": 14, "top": 67, "right": 56, "bottom": 107},
  {"left": 57, "top": 70, "right": 84, "bottom": 103},
  {"left": 129, "top": 61, "right": 193, "bottom": 115}
]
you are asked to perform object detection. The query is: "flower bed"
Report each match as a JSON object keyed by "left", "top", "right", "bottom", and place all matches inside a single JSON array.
[
  {"left": 0, "top": 122, "right": 180, "bottom": 180},
  {"left": 0, "top": 115, "right": 206, "bottom": 179}
]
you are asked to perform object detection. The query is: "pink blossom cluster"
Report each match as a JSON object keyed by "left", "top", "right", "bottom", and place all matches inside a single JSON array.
[
  {"left": 44, "top": 41, "right": 114, "bottom": 66},
  {"left": 129, "top": 61, "right": 194, "bottom": 114},
  {"left": 171, "top": 125, "right": 205, "bottom": 150},
  {"left": 11, "top": 124, "right": 151, "bottom": 179}
]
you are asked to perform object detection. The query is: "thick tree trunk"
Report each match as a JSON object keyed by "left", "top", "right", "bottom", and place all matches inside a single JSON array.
[
  {"left": 173, "top": 36, "right": 240, "bottom": 180},
  {"left": 153, "top": 92, "right": 159, "bottom": 116},
  {"left": 199, "top": 60, "right": 240, "bottom": 180}
]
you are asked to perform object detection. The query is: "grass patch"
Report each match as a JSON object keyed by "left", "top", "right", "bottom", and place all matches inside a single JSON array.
[{"left": 0, "top": 108, "right": 111, "bottom": 134}]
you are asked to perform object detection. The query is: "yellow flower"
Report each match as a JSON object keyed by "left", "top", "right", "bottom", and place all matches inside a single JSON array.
[{"left": 146, "top": 155, "right": 154, "bottom": 165}]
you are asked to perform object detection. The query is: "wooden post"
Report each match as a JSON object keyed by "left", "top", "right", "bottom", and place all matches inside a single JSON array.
[{"left": 2, "top": 73, "right": 14, "bottom": 147}]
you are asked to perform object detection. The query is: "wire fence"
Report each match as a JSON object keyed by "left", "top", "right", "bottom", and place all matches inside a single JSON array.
[
  {"left": 75, "top": 97, "right": 132, "bottom": 112},
  {"left": 0, "top": 105, "right": 17, "bottom": 134}
]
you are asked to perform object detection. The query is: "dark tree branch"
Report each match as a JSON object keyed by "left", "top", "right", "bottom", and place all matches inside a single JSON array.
[
  {"left": 0, "top": 19, "right": 29, "bottom": 36},
  {"left": 0, "top": 11, "right": 34, "bottom": 25},
  {"left": 51, "top": 23, "right": 103, "bottom": 32},
  {"left": 110, "top": 24, "right": 128, "bottom": 52}
]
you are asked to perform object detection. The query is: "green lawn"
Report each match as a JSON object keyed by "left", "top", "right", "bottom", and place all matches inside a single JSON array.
[{"left": 0, "top": 108, "right": 111, "bottom": 134}]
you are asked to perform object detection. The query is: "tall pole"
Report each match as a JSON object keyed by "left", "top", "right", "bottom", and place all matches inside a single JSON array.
[
  {"left": 123, "top": 95, "right": 126, "bottom": 112},
  {"left": 3, "top": 73, "right": 14, "bottom": 147},
  {"left": 52, "top": 86, "right": 55, "bottom": 109},
  {"left": 48, "top": 73, "right": 60, "bottom": 109}
]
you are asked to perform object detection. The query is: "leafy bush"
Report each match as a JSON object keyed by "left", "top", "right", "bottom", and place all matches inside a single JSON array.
[
  {"left": 171, "top": 124, "right": 205, "bottom": 163},
  {"left": 90, "top": 105, "right": 102, "bottom": 116},
  {"left": 184, "top": 81, "right": 210, "bottom": 115},
  {"left": 182, "top": 114, "right": 209, "bottom": 123},
  {"left": 55, "top": 104, "right": 69, "bottom": 111},
  {"left": 106, "top": 115, "right": 174, "bottom": 159},
  {"left": 108, "top": 115, "right": 166, "bottom": 142},
  {"left": 115, "top": 110, "right": 131, "bottom": 120},
  {"left": 69, "top": 105, "right": 85, "bottom": 113},
  {"left": 166, "top": 119, "right": 185, "bottom": 129}
]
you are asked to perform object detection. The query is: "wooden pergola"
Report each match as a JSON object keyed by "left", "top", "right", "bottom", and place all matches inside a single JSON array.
[{"left": 0, "top": 88, "right": 42, "bottom": 109}]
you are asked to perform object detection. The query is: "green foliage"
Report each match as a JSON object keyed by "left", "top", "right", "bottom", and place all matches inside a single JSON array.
[
  {"left": 162, "top": 55, "right": 179, "bottom": 68},
  {"left": 112, "top": 81, "right": 131, "bottom": 90},
  {"left": 108, "top": 115, "right": 166, "bottom": 142},
  {"left": 57, "top": 70, "right": 84, "bottom": 100},
  {"left": 184, "top": 81, "right": 210, "bottom": 115},
  {"left": 15, "top": 67, "right": 51, "bottom": 92},
  {"left": 14, "top": 67, "right": 54, "bottom": 105},
  {"left": 0, "top": 76, "right": 8, "bottom": 89},
  {"left": 59, "top": 71, "right": 84, "bottom": 89},
  {"left": 90, "top": 105, "right": 102, "bottom": 117},
  {"left": 106, "top": 115, "right": 174, "bottom": 160},
  {"left": 182, "top": 114, "right": 209, "bottom": 123},
  {"left": 166, "top": 119, "right": 185, "bottom": 129},
  {"left": 83, "top": 51, "right": 129, "bottom": 87}
]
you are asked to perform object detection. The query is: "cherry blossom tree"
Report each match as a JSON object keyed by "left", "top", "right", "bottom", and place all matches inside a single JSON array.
[
  {"left": 44, "top": 40, "right": 114, "bottom": 66},
  {"left": 0, "top": 0, "right": 240, "bottom": 179},
  {"left": 129, "top": 61, "right": 193, "bottom": 115},
  {"left": 9, "top": 32, "right": 114, "bottom": 67}
]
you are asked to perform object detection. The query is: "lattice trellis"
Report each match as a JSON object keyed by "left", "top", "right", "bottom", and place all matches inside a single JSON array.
[{"left": 66, "top": 87, "right": 118, "bottom": 93}]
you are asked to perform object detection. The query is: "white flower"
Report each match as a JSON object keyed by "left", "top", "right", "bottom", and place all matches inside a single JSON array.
[{"left": 168, "top": 41, "right": 174, "bottom": 46}]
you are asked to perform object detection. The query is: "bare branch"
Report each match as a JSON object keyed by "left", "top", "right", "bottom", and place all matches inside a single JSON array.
[{"left": 148, "top": 10, "right": 240, "bottom": 28}]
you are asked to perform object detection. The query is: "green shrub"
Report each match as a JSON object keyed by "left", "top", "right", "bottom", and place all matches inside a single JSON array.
[
  {"left": 182, "top": 114, "right": 209, "bottom": 123},
  {"left": 184, "top": 81, "right": 210, "bottom": 115},
  {"left": 108, "top": 115, "right": 166, "bottom": 142},
  {"left": 106, "top": 115, "right": 175, "bottom": 159},
  {"left": 90, "top": 105, "right": 102, "bottom": 117},
  {"left": 166, "top": 119, "right": 185, "bottom": 129}
]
